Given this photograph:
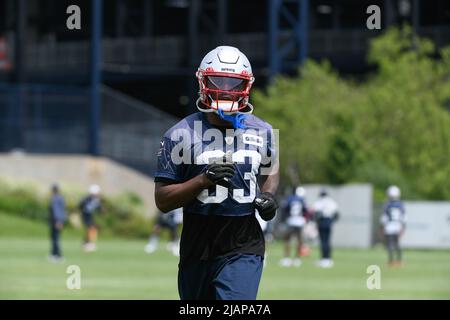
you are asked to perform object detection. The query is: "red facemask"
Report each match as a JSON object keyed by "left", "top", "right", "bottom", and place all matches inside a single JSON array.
[{"left": 197, "top": 71, "right": 254, "bottom": 113}]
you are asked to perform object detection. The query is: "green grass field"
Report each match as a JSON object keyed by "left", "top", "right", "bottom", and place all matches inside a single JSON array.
[{"left": 1, "top": 212, "right": 449, "bottom": 299}]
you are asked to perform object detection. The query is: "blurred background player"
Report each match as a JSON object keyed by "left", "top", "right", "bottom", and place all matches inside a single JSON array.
[
  {"left": 301, "top": 218, "right": 317, "bottom": 257},
  {"left": 48, "top": 184, "right": 66, "bottom": 262},
  {"left": 380, "top": 185, "right": 406, "bottom": 268},
  {"left": 279, "top": 186, "right": 309, "bottom": 267},
  {"left": 145, "top": 207, "right": 182, "bottom": 256},
  {"left": 313, "top": 189, "right": 339, "bottom": 268},
  {"left": 79, "top": 184, "right": 102, "bottom": 252}
]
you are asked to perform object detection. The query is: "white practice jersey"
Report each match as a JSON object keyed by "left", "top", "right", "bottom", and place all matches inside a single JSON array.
[
  {"left": 380, "top": 200, "right": 406, "bottom": 235},
  {"left": 313, "top": 197, "right": 338, "bottom": 219}
]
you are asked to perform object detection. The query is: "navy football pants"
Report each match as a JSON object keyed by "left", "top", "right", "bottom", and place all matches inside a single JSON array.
[
  {"left": 50, "top": 224, "right": 62, "bottom": 257},
  {"left": 178, "top": 253, "right": 263, "bottom": 300},
  {"left": 385, "top": 234, "right": 401, "bottom": 263},
  {"left": 318, "top": 218, "right": 333, "bottom": 259}
]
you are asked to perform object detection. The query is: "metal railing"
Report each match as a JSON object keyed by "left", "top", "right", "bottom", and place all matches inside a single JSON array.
[
  {"left": 0, "top": 83, "right": 90, "bottom": 153},
  {"left": 3, "top": 27, "right": 447, "bottom": 74},
  {"left": 100, "top": 85, "right": 178, "bottom": 175},
  {"left": 0, "top": 83, "right": 179, "bottom": 175}
]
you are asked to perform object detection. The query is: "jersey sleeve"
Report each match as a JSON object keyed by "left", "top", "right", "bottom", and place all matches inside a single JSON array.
[
  {"left": 380, "top": 203, "right": 389, "bottom": 225},
  {"left": 400, "top": 203, "right": 407, "bottom": 224},
  {"left": 154, "top": 135, "right": 185, "bottom": 182},
  {"left": 79, "top": 197, "right": 87, "bottom": 212},
  {"left": 332, "top": 199, "right": 339, "bottom": 213},
  {"left": 301, "top": 198, "right": 308, "bottom": 214},
  {"left": 51, "top": 196, "right": 66, "bottom": 222}
]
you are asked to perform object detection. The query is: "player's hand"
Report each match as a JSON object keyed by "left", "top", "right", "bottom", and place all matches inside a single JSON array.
[
  {"left": 254, "top": 192, "right": 278, "bottom": 221},
  {"left": 55, "top": 222, "right": 63, "bottom": 230},
  {"left": 205, "top": 163, "right": 236, "bottom": 188}
]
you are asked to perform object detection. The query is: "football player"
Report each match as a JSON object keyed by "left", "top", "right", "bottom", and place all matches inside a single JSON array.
[
  {"left": 48, "top": 184, "right": 66, "bottom": 262},
  {"left": 279, "top": 186, "right": 309, "bottom": 267},
  {"left": 145, "top": 207, "right": 182, "bottom": 256},
  {"left": 380, "top": 185, "right": 406, "bottom": 267},
  {"left": 154, "top": 46, "right": 279, "bottom": 300},
  {"left": 79, "top": 184, "right": 102, "bottom": 252},
  {"left": 312, "top": 189, "right": 339, "bottom": 268}
]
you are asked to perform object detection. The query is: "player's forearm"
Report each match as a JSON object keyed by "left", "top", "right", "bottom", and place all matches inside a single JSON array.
[
  {"left": 259, "top": 169, "right": 280, "bottom": 195},
  {"left": 155, "top": 174, "right": 212, "bottom": 213}
]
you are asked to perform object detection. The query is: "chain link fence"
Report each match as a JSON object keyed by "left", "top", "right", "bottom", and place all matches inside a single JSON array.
[{"left": 6, "top": 27, "right": 448, "bottom": 75}]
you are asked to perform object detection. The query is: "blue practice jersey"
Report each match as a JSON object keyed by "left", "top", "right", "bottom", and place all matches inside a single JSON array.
[
  {"left": 154, "top": 112, "right": 276, "bottom": 217},
  {"left": 380, "top": 200, "right": 406, "bottom": 234},
  {"left": 79, "top": 195, "right": 101, "bottom": 216},
  {"left": 49, "top": 194, "right": 66, "bottom": 223},
  {"left": 283, "top": 195, "right": 307, "bottom": 217},
  {"left": 282, "top": 195, "right": 308, "bottom": 226},
  {"left": 383, "top": 200, "right": 405, "bottom": 218}
]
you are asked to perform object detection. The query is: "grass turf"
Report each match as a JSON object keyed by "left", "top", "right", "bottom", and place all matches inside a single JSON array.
[{"left": 1, "top": 212, "right": 449, "bottom": 299}]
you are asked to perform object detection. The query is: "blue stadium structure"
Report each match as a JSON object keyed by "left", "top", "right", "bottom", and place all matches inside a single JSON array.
[{"left": 0, "top": 0, "right": 449, "bottom": 175}]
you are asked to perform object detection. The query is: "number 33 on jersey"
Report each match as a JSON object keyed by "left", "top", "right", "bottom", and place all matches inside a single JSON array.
[{"left": 154, "top": 112, "right": 277, "bottom": 217}]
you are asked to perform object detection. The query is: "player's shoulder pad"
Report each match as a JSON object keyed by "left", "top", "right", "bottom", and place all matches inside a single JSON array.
[{"left": 244, "top": 114, "right": 274, "bottom": 131}]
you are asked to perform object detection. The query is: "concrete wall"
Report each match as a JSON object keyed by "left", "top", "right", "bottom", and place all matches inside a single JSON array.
[
  {"left": 401, "top": 201, "right": 450, "bottom": 249},
  {"left": 0, "top": 153, "right": 157, "bottom": 218},
  {"left": 299, "top": 185, "right": 450, "bottom": 249}
]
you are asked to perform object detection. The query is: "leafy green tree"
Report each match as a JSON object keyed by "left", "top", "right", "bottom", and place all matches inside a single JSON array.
[{"left": 254, "top": 26, "right": 450, "bottom": 200}]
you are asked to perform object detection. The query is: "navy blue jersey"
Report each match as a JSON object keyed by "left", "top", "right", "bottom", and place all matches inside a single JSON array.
[
  {"left": 79, "top": 195, "right": 101, "bottom": 216},
  {"left": 383, "top": 200, "right": 405, "bottom": 220},
  {"left": 281, "top": 195, "right": 308, "bottom": 226},
  {"left": 283, "top": 195, "right": 307, "bottom": 216},
  {"left": 380, "top": 200, "right": 406, "bottom": 234},
  {"left": 154, "top": 112, "right": 276, "bottom": 266},
  {"left": 154, "top": 112, "right": 276, "bottom": 217},
  {"left": 49, "top": 194, "right": 66, "bottom": 223}
]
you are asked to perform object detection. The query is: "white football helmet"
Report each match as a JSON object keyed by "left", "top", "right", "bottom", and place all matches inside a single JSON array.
[
  {"left": 387, "top": 185, "right": 401, "bottom": 199},
  {"left": 196, "top": 46, "right": 254, "bottom": 114},
  {"left": 295, "top": 186, "right": 306, "bottom": 197},
  {"left": 89, "top": 184, "right": 101, "bottom": 195}
]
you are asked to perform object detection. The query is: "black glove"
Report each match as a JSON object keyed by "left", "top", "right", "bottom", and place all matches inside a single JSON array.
[
  {"left": 254, "top": 192, "right": 278, "bottom": 221},
  {"left": 205, "top": 163, "right": 236, "bottom": 188}
]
